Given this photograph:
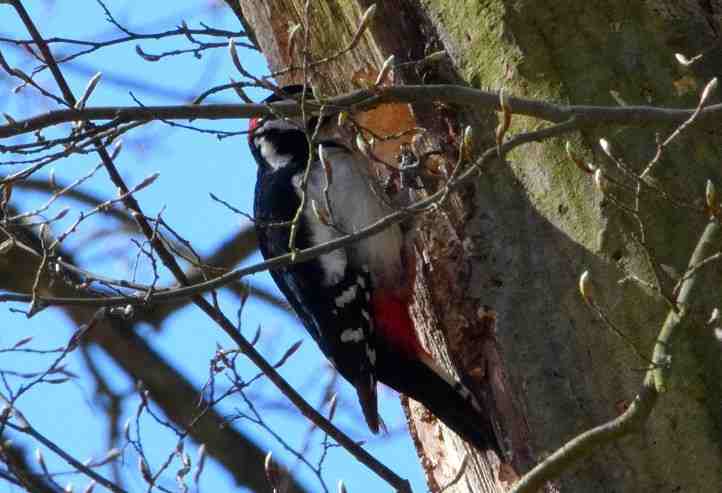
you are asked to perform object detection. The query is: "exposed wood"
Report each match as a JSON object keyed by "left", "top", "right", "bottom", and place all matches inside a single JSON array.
[
  {"left": 237, "top": 0, "right": 722, "bottom": 491},
  {"left": 237, "top": 1, "right": 511, "bottom": 491}
]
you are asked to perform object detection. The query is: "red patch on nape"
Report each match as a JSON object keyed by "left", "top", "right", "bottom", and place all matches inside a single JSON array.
[
  {"left": 371, "top": 291, "right": 422, "bottom": 359},
  {"left": 248, "top": 117, "right": 260, "bottom": 140}
]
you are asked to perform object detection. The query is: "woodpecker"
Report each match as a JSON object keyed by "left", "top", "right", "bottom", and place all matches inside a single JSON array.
[{"left": 250, "top": 86, "right": 500, "bottom": 454}]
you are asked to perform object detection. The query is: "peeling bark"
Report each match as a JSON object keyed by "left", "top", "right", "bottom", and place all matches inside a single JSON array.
[{"left": 237, "top": 1, "right": 722, "bottom": 491}]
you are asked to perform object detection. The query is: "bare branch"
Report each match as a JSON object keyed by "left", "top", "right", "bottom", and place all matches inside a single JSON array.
[
  {"left": 3, "top": 4, "right": 413, "bottom": 490},
  {"left": 510, "top": 219, "right": 721, "bottom": 493},
  {"left": 0, "top": 116, "right": 578, "bottom": 310},
  {"left": 2, "top": 412, "right": 126, "bottom": 493},
  {"left": 3, "top": 85, "right": 722, "bottom": 139}
]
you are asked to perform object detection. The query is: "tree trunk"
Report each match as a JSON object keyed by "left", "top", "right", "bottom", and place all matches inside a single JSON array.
[{"left": 237, "top": 1, "right": 722, "bottom": 491}]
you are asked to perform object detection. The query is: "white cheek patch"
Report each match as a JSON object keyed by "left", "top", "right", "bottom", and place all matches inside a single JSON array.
[
  {"left": 340, "top": 328, "right": 365, "bottom": 343},
  {"left": 256, "top": 136, "right": 292, "bottom": 170},
  {"left": 334, "top": 285, "right": 358, "bottom": 307}
]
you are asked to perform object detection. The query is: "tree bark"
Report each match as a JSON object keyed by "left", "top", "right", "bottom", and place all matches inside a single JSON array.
[{"left": 237, "top": 0, "right": 722, "bottom": 491}]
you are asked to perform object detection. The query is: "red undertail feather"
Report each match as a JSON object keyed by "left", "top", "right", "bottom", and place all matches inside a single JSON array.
[
  {"left": 372, "top": 290, "right": 503, "bottom": 454},
  {"left": 371, "top": 291, "right": 422, "bottom": 359}
]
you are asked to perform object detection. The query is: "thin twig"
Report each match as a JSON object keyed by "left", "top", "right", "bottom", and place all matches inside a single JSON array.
[
  {"left": 6, "top": 3, "right": 412, "bottom": 490},
  {"left": 511, "top": 219, "right": 721, "bottom": 493},
  {"left": 2, "top": 418, "right": 126, "bottom": 493},
  {"left": 0, "top": 117, "right": 579, "bottom": 309},
  {"left": 5, "top": 85, "right": 722, "bottom": 139}
]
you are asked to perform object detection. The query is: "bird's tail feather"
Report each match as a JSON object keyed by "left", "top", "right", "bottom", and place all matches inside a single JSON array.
[{"left": 378, "top": 355, "right": 502, "bottom": 455}]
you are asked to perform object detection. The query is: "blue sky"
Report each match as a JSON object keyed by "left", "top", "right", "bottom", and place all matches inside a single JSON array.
[{"left": 0, "top": 1, "right": 426, "bottom": 492}]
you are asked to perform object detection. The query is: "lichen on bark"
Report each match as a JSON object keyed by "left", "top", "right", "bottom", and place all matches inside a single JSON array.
[{"left": 239, "top": 1, "right": 722, "bottom": 491}]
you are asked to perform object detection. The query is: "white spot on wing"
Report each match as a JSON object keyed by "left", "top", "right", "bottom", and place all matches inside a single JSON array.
[
  {"left": 318, "top": 248, "right": 346, "bottom": 286},
  {"left": 340, "top": 328, "right": 364, "bottom": 343},
  {"left": 334, "top": 285, "right": 358, "bottom": 307}
]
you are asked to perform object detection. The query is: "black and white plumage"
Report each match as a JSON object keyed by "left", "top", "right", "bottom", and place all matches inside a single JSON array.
[
  {"left": 250, "top": 86, "right": 501, "bottom": 454},
  {"left": 250, "top": 99, "right": 396, "bottom": 431}
]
